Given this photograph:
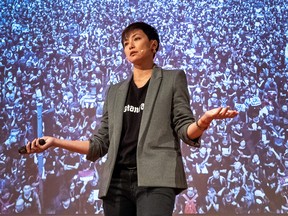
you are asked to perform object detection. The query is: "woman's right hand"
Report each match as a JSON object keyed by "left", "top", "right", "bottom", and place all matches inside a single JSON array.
[{"left": 26, "top": 136, "right": 55, "bottom": 154}]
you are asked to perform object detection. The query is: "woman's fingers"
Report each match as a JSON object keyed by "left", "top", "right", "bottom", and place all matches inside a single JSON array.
[
  {"left": 214, "top": 107, "right": 238, "bottom": 119},
  {"left": 27, "top": 138, "right": 44, "bottom": 153}
]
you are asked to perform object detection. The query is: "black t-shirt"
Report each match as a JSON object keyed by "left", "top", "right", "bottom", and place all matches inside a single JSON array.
[{"left": 116, "top": 78, "right": 150, "bottom": 167}]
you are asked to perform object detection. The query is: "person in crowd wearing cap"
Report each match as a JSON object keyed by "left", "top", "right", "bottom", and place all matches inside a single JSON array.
[
  {"left": 204, "top": 187, "right": 219, "bottom": 214},
  {"left": 17, "top": 184, "right": 41, "bottom": 214}
]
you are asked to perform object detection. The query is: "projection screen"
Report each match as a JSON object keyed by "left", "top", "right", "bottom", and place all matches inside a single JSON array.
[{"left": 0, "top": 0, "right": 287, "bottom": 215}]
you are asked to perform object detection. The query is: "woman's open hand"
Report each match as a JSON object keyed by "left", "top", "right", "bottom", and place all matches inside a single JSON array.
[{"left": 201, "top": 107, "right": 238, "bottom": 125}]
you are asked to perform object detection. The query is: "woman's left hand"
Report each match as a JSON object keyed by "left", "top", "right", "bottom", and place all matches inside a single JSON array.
[{"left": 203, "top": 107, "right": 238, "bottom": 123}]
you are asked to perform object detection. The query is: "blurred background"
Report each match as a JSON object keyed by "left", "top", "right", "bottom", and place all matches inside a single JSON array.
[{"left": 0, "top": 0, "right": 287, "bottom": 214}]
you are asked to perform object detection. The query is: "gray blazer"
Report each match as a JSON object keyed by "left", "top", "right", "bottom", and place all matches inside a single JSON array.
[{"left": 87, "top": 65, "right": 200, "bottom": 198}]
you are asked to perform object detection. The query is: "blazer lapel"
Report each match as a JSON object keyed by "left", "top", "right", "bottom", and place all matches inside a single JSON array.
[
  {"left": 138, "top": 66, "right": 163, "bottom": 144},
  {"left": 112, "top": 78, "right": 130, "bottom": 148}
]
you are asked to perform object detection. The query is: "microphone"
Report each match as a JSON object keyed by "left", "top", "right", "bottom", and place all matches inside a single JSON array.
[{"left": 18, "top": 139, "right": 46, "bottom": 154}]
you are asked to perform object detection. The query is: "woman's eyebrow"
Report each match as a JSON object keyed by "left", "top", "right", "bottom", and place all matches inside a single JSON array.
[{"left": 124, "top": 32, "right": 141, "bottom": 41}]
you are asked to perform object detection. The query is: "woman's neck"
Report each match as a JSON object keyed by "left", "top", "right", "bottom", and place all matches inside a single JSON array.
[
  {"left": 133, "top": 70, "right": 152, "bottom": 88},
  {"left": 133, "top": 61, "right": 154, "bottom": 73},
  {"left": 132, "top": 63, "right": 154, "bottom": 88}
]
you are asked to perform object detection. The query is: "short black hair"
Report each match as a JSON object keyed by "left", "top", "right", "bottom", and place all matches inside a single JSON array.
[{"left": 121, "top": 22, "right": 160, "bottom": 52}]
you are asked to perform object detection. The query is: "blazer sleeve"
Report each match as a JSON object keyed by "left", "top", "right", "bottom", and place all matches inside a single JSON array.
[
  {"left": 172, "top": 70, "right": 200, "bottom": 147},
  {"left": 86, "top": 87, "right": 111, "bottom": 162}
]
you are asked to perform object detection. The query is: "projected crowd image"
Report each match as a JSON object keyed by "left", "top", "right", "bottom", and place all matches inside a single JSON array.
[{"left": 0, "top": 0, "right": 287, "bottom": 214}]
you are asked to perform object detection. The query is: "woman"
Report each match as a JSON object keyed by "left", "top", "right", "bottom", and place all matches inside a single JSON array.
[{"left": 25, "top": 22, "right": 238, "bottom": 216}]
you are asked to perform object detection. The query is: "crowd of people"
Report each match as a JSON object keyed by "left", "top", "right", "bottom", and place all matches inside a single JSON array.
[{"left": 0, "top": 0, "right": 287, "bottom": 214}]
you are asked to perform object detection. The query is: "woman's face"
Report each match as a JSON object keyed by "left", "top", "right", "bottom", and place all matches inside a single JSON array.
[{"left": 123, "top": 29, "right": 156, "bottom": 65}]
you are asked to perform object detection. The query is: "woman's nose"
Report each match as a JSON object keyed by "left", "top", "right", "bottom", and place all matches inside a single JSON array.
[{"left": 128, "top": 42, "right": 134, "bottom": 49}]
